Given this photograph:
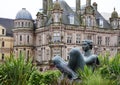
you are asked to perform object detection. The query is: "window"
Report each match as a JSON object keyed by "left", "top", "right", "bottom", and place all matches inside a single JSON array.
[
  {"left": 54, "top": 13, "right": 59, "bottom": 22},
  {"left": 99, "top": 19, "right": 104, "bottom": 28},
  {"left": 76, "top": 34, "right": 81, "bottom": 44},
  {"left": 87, "top": 35, "right": 92, "bottom": 40},
  {"left": 27, "top": 35, "right": 29, "bottom": 43},
  {"left": 20, "top": 35, "right": 22, "bottom": 41},
  {"left": 53, "top": 32, "right": 60, "bottom": 43},
  {"left": 22, "top": 22, "right": 24, "bottom": 27},
  {"left": 28, "top": 22, "right": 31, "bottom": 27},
  {"left": 2, "top": 54, "right": 4, "bottom": 60},
  {"left": 97, "top": 36, "right": 102, "bottom": 45},
  {"left": 112, "top": 20, "right": 117, "bottom": 29},
  {"left": 2, "top": 29, "right": 4, "bottom": 35},
  {"left": 105, "top": 37, "right": 110, "bottom": 46},
  {"left": 69, "top": 14, "right": 74, "bottom": 24},
  {"left": 2, "top": 41, "right": 4, "bottom": 47},
  {"left": 18, "top": 22, "right": 20, "bottom": 27},
  {"left": 53, "top": 49, "right": 61, "bottom": 57},
  {"left": 67, "top": 34, "right": 72, "bottom": 43},
  {"left": 25, "top": 22, "right": 27, "bottom": 27},
  {"left": 97, "top": 18, "right": 104, "bottom": 28},
  {"left": 27, "top": 50, "right": 29, "bottom": 61},
  {"left": 87, "top": 16, "right": 91, "bottom": 27}
]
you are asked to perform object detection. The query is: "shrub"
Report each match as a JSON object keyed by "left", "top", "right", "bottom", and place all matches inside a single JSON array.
[{"left": 0, "top": 54, "right": 35, "bottom": 85}]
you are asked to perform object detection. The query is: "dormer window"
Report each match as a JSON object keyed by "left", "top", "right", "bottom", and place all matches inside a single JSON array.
[
  {"left": 69, "top": 14, "right": 74, "bottom": 24},
  {"left": 2, "top": 29, "right": 4, "bottom": 35},
  {"left": 99, "top": 19, "right": 104, "bottom": 28},
  {"left": 97, "top": 18, "right": 104, "bottom": 28},
  {"left": 54, "top": 13, "right": 59, "bottom": 22},
  {"left": 86, "top": 16, "right": 92, "bottom": 27},
  {"left": 112, "top": 20, "right": 117, "bottom": 29}
]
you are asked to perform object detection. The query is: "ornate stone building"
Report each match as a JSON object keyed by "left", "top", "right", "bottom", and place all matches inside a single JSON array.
[
  {"left": 11, "top": 0, "right": 120, "bottom": 69},
  {"left": 0, "top": 22, "right": 13, "bottom": 62}
]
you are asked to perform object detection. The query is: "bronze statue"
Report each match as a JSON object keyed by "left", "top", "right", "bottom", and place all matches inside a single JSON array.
[{"left": 52, "top": 40, "right": 100, "bottom": 80}]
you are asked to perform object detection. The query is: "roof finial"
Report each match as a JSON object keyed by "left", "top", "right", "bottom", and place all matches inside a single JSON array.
[{"left": 114, "top": 7, "right": 115, "bottom": 11}]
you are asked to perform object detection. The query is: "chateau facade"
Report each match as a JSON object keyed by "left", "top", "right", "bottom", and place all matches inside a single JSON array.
[
  {"left": 1, "top": 0, "right": 119, "bottom": 67},
  {"left": 0, "top": 24, "right": 13, "bottom": 62}
]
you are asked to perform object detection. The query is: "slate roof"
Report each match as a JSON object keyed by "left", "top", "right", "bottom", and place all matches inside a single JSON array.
[
  {"left": 46, "top": 0, "right": 80, "bottom": 26},
  {"left": 16, "top": 8, "right": 32, "bottom": 20},
  {"left": 47, "top": 0, "right": 111, "bottom": 29},
  {"left": 0, "top": 18, "right": 14, "bottom": 36},
  {"left": 94, "top": 10, "right": 111, "bottom": 29}
]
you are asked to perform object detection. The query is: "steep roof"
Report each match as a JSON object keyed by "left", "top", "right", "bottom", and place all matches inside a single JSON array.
[
  {"left": 95, "top": 10, "right": 111, "bottom": 29},
  {"left": 81, "top": 5, "right": 111, "bottom": 29},
  {"left": 46, "top": 0, "right": 80, "bottom": 26},
  {"left": 0, "top": 18, "right": 14, "bottom": 36}
]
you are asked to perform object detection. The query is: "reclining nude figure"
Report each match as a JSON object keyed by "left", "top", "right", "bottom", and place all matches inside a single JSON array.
[{"left": 52, "top": 40, "right": 100, "bottom": 80}]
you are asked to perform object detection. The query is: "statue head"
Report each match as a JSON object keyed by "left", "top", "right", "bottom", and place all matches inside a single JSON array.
[{"left": 82, "top": 40, "right": 93, "bottom": 52}]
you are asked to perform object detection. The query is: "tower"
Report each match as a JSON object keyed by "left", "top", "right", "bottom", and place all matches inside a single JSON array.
[
  {"left": 76, "top": 0, "right": 81, "bottom": 14},
  {"left": 109, "top": 8, "right": 119, "bottom": 29},
  {"left": 13, "top": 8, "right": 34, "bottom": 61}
]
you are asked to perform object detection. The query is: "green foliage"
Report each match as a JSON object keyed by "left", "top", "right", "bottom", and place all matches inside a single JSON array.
[
  {"left": 28, "top": 70, "right": 61, "bottom": 85},
  {"left": 77, "top": 66, "right": 114, "bottom": 85},
  {"left": 100, "top": 54, "right": 120, "bottom": 85},
  {"left": 28, "top": 71, "right": 43, "bottom": 85},
  {"left": 0, "top": 54, "right": 35, "bottom": 85},
  {"left": 0, "top": 53, "right": 120, "bottom": 85}
]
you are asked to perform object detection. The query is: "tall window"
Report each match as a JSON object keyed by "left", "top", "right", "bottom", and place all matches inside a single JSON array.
[
  {"left": 105, "top": 37, "right": 110, "bottom": 46},
  {"left": 76, "top": 34, "right": 81, "bottom": 44},
  {"left": 27, "top": 35, "right": 29, "bottom": 43},
  {"left": 99, "top": 19, "right": 104, "bottom": 28},
  {"left": 2, "top": 54, "right": 4, "bottom": 60},
  {"left": 2, "top": 29, "right": 4, "bottom": 35},
  {"left": 20, "top": 35, "right": 22, "bottom": 41},
  {"left": 54, "top": 13, "right": 59, "bottom": 22},
  {"left": 27, "top": 50, "right": 29, "bottom": 61},
  {"left": 97, "top": 18, "right": 104, "bottom": 28},
  {"left": 69, "top": 14, "right": 74, "bottom": 24},
  {"left": 97, "top": 36, "right": 102, "bottom": 45},
  {"left": 87, "top": 16, "right": 91, "bottom": 27},
  {"left": 53, "top": 32, "right": 60, "bottom": 43},
  {"left": 67, "top": 34, "right": 72, "bottom": 43},
  {"left": 112, "top": 20, "right": 117, "bottom": 29},
  {"left": 2, "top": 41, "right": 4, "bottom": 47},
  {"left": 22, "top": 22, "right": 24, "bottom": 27},
  {"left": 87, "top": 35, "right": 92, "bottom": 40}
]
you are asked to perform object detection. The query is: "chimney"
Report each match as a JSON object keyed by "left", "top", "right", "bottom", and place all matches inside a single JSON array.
[
  {"left": 93, "top": 2, "right": 98, "bottom": 10},
  {"left": 76, "top": 0, "right": 81, "bottom": 14},
  {"left": 86, "top": 0, "right": 91, "bottom": 7}
]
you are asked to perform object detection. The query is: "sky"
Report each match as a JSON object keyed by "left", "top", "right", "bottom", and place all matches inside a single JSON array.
[{"left": 0, "top": 0, "right": 119, "bottom": 19}]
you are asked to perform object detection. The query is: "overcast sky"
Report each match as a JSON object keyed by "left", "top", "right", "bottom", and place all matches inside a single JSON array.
[{"left": 0, "top": 0, "right": 119, "bottom": 19}]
